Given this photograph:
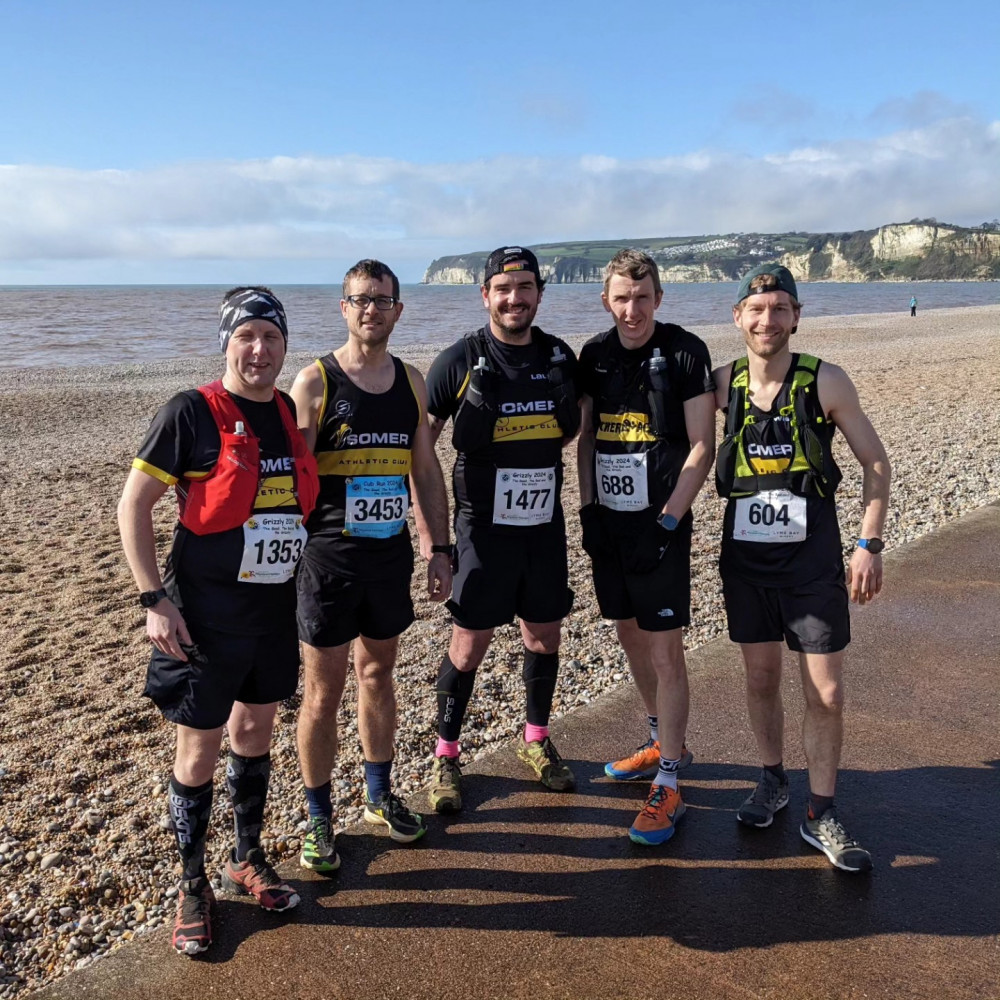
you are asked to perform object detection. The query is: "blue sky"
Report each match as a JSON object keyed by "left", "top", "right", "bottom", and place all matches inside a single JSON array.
[{"left": 2, "top": 0, "right": 998, "bottom": 283}]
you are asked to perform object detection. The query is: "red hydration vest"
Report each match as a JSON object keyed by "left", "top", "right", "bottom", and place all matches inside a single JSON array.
[{"left": 177, "top": 380, "right": 319, "bottom": 535}]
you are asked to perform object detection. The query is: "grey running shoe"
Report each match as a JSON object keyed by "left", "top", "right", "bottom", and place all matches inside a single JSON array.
[
  {"left": 737, "top": 769, "right": 790, "bottom": 828},
  {"left": 364, "top": 791, "right": 427, "bottom": 843},
  {"left": 800, "top": 809, "right": 873, "bottom": 872},
  {"left": 429, "top": 755, "right": 463, "bottom": 814},
  {"left": 516, "top": 737, "right": 576, "bottom": 791},
  {"left": 299, "top": 814, "right": 341, "bottom": 873}
]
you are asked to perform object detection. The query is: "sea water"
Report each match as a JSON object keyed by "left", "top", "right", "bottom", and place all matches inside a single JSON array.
[{"left": 2, "top": 281, "right": 996, "bottom": 369}]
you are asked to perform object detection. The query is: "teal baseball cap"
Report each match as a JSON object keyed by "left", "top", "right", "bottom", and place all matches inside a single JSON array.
[{"left": 735, "top": 264, "right": 799, "bottom": 305}]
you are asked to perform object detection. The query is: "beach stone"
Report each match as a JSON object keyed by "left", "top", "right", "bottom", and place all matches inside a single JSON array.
[{"left": 39, "top": 853, "right": 64, "bottom": 870}]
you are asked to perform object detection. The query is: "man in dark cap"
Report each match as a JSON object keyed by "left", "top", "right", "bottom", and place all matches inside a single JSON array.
[
  {"left": 714, "top": 263, "right": 890, "bottom": 872},
  {"left": 421, "top": 246, "right": 581, "bottom": 811},
  {"left": 118, "top": 286, "right": 318, "bottom": 954}
]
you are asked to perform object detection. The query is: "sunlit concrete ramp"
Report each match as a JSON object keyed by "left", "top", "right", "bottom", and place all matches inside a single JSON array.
[{"left": 35, "top": 503, "right": 1000, "bottom": 1000}]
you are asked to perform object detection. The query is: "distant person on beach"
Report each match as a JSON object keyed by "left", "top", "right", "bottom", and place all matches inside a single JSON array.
[
  {"left": 714, "top": 263, "right": 890, "bottom": 872},
  {"left": 910, "top": 295, "right": 918, "bottom": 317},
  {"left": 422, "top": 246, "right": 581, "bottom": 812},
  {"left": 118, "top": 287, "right": 318, "bottom": 955},
  {"left": 290, "top": 259, "right": 451, "bottom": 868},
  {"left": 576, "top": 249, "right": 716, "bottom": 845}
]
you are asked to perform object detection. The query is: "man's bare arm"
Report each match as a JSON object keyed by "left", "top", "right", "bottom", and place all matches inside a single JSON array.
[
  {"left": 821, "top": 363, "right": 891, "bottom": 604},
  {"left": 288, "top": 361, "right": 325, "bottom": 453},
  {"left": 660, "top": 392, "right": 717, "bottom": 520},
  {"left": 117, "top": 468, "right": 192, "bottom": 660},
  {"left": 407, "top": 367, "right": 452, "bottom": 602}
]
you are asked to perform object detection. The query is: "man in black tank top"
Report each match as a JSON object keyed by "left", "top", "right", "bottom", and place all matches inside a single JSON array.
[
  {"left": 290, "top": 260, "right": 452, "bottom": 866},
  {"left": 713, "top": 264, "right": 891, "bottom": 873},
  {"left": 423, "top": 246, "right": 581, "bottom": 813}
]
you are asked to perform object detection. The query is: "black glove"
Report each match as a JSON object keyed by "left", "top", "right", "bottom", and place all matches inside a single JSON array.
[
  {"left": 579, "top": 502, "right": 614, "bottom": 563},
  {"left": 626, "top": 519, "right": 673, "bottom": 574}
]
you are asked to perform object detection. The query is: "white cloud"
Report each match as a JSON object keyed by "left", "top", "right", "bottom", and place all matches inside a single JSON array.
[{"left": 1, "top": 115, "right": 997, "bottom": 281}]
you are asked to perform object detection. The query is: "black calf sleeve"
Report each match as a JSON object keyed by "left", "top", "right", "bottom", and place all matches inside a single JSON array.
[
  {"left": 437, "top": 654, "right": 477, "bottom": 742},
  {"left": 523, "top": 649, "right": 559, "bottom": 726},
  {"left": 169, "top": 776, "right": 213, "bottom": 882},
  {"left": 226, "top": 751, "right": 271, "bottom": 863}
]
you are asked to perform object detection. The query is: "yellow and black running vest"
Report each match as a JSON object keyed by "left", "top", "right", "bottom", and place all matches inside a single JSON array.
[
  {"left": 309, "top": 354, "right": 422, "bottom": 539},
  {"left": 716, "top": 353, "right": 841, "bottom": 500},
  {"left": 717, "top": 353, "right": 844, "bottom": 585}
]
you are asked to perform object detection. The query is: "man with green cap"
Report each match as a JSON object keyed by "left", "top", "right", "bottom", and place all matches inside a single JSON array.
[{"left": 713, "top": 263, "right": 890, "bottom": 872}]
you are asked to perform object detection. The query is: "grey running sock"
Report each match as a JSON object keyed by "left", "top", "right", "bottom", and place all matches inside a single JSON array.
[
  {"left": 647, "top": 715, "right": 659, "bottom": 742},
  {"left": 226, "top": 751, "right": 271, "bottom": 863},
  {"left": 437, "top": 654, "right": 477, "bottom": 742},
  {"left": 523, "top": 649, "right": 559, "bottom": 726},
  {"left": 765, "top": 762, "right": 787, "bottom": 782},
  {"left": 169, "top": 776, "right": 213, "bottom": 882}
]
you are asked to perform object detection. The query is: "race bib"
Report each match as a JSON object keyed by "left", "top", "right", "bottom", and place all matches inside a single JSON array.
[
  {"left": 493, "top": 467, "right": 556, "bottom": 526},
  {"left": 732, "top": 489, "right": 807, "bottom": 543},
  {"left": 596, "top": 452, "right": 649, "bottom": 512},
  {"left": 239, "top": 514, "right": 307, "bottom": 583},
  {"left": 345, "top": 476, "right": 408, "bottom": 538}
]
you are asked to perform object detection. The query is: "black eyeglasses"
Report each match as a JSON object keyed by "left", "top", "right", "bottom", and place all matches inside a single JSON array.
[{"left": 345, "top": 294, "right": 398, "bottom": 311}]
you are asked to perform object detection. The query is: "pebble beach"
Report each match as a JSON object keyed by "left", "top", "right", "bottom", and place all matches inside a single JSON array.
[{"left": 1, "top": 304, "right": 998, "bottom": 997}]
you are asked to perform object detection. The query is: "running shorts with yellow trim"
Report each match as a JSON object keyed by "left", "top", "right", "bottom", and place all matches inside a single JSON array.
[
  {"left": 447, "top": 514, "right": 573, "bottom": 630},
  {"left": 721, "top": 563, "right": 850, "bottom": 653}
]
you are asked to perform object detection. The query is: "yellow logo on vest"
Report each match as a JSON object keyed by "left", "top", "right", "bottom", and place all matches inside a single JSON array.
[
  {"left": 747, "top": 442, "right": 793, "bottom": 474},
  {"left": 596, "top": 411, "right": 656, "bottom": 443}
]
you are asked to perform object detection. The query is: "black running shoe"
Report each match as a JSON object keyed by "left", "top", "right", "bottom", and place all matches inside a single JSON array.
[
  {"left": 800, "top": 809, "right": 873, "bottom": 872},
  {"left": 737, "top": 769, "right": 790, "bottom": 828}
]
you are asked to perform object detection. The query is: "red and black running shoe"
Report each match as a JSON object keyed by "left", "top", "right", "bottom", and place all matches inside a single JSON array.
[
  {"left": 172, "top": 876, "right": 214, "bottom": 956},
  {"left": 222, "top": 848, "right": 300, "bottom": 911}
]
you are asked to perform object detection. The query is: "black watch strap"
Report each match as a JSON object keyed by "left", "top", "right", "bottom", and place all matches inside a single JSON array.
[
  {"left": 431, "top": 544, "right": 455, "bottom": 557},
  {"left": 139, "top": 588, "right": 169, "bottom": 608}
]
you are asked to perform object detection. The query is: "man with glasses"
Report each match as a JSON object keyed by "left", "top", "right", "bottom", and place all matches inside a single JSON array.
[
  {"left": 291, "top": 259, "right": 452, "bottom": 870},
  {"left": 422, "top": 246, "right": 581, "bottom": 812}
]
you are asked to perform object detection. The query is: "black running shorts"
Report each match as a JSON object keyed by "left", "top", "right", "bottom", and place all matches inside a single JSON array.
[
  {"left": 447, "top": 517, "right": 574, "bottom": 630},
  {"left": 722, "top": 567, "right": 850, "bottom": 653},
  {"left": 144, "top": 621, "right": 299, "bottom": 730},
  {"left": 296, "top": 542, "right": 415, "bottom": 647},
  {"left": 591, "top": 525, "right": 692, "bottom": 631}
]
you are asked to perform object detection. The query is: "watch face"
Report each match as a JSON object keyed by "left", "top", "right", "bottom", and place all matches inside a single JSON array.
[{"left": 865, "top": 538, "right": 885, "bottom": 555}]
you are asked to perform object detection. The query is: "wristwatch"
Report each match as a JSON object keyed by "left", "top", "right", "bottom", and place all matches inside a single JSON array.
[
  {"left": 656, "top": 513, "right": 678, "bottom": 531},
  {"left": 431, "top": 544, "right": 455, "bottom": 558},
  {"left": 139, "top": 588, "right": 169, "bottom": 608},
  {"left": 856, "top": 538, "right": 885, "bottom": 555}
]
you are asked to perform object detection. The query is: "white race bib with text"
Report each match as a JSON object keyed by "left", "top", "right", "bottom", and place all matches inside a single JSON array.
[
  {"left": 239, "top": 514, "right": 308, "bottom": 583},
  {"left": 732, "top": 489, "right": 807, "bottom": 543},
  {"left": 493, "top": 467, "right": 556, "bottom": 526},
  {"left": 596, "top": 452, "right": 649, "bottom": 512}
]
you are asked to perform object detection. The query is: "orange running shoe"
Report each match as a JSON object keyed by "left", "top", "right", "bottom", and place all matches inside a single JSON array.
[
  {"left": 605, "top": 740, "right": 694, "bottom": 780},
  {"left": 628, "top": 782, "right": 686, "bottom": 845},
  {"left": 172, "top": 876, "right": 214, "bottom": 955},
  {"left": 222, "top": 848, "right": 299, "bottom": 911}
]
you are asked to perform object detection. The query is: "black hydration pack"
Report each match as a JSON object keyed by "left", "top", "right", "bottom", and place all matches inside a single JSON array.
[
  {"left": 715, "top": 353, "right": 842, "bottom": 499},
  {"left": 451, "top": 329, "right": 579, "bottom": 453}
]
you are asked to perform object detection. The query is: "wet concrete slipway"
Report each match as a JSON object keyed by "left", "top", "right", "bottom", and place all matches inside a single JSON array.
[{"left": 33, "top": 504, "right": 1000, "bottom": 1000}]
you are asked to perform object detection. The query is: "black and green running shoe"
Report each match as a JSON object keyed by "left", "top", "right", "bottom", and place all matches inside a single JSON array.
[
  {"left": 299, "top": 814, "right": 341, "bottom": 873},
  {"left": 363, "top": 790, "right": 427, "bottom": 843}
]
